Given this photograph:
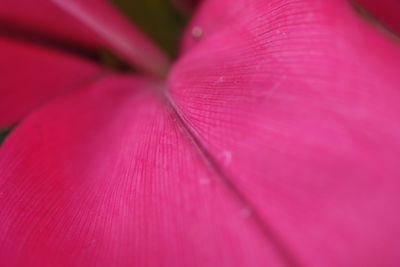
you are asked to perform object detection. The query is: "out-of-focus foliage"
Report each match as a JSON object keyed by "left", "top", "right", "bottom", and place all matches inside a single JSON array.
[
  {"left": 110, "top": 0, "right": 187, "bottom": 57},
  {"left": 0, "top": 129, "right": 11, "bottom": 144},
  {"left": 99, "top": 47, "right": 132, "bottom": 71}
]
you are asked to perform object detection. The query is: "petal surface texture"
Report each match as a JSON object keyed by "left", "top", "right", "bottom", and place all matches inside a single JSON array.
[
  {"left": 171, "top": 0, "right": 400, "bottom": 266},
  {"left": 0, "top": 76, "right": 286, "bottom": 267},
  {"left": 0, "top": 37, "right": 102, "bottom": 128},
  {"left": 1, "top": 0, "right": 400, "bottom": 266}
]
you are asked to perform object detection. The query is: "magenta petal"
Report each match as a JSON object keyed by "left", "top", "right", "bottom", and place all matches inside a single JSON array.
[
  {"left": 170, "top": 0, "right": 400, "bottom": 265},
  {"left": 0, "top": 0, "right": 99, "bottom": 48},
  {"left": 0, "top": 76, "right": 287, "bottom": 266},
  {"left": 180, "top": 0, "right": 232, "bottom": 53},
  {"left": 0, "top": 37, "right": 102, "bottom": 128}
]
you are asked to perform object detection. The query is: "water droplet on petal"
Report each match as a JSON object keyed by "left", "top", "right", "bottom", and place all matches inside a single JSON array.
[
  {"left": 240, "top": 207, "right": 252, "bottom": 218},
  {"left": 199, "top": 178, "right": 210, "bottom": 185},
  {"left": 222, "top": 150, "right": 232, "bottom": 166},
  {"left": 192, "top": 26, "right": 203, "bottom": 39}
]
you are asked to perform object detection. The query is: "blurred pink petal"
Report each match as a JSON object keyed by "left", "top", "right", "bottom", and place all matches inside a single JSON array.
[
  {"left": 170, "top": 0, "right": 400, "bottom": 265},
  {"left": 355, "top": 0, "right": 400, "bottom": 35},
  {"left": 0, "top": 76, "right": 285, "bottom": 267},
  {"left": 0, "top": 0, "right": 99, "bottom": 49},
  {"left": 0, "top": 37, "right": 102, "bottom": 129},
  {"left": 52, "top": 0, "right": 170, "bottom": 77}
]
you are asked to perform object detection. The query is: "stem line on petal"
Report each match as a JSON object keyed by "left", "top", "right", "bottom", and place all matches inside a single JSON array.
[{"left": 162, "top": 89, "right": 303, "bottom": 267}]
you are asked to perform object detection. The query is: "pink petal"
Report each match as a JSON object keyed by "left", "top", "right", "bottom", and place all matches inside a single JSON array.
[
  {"left": 0, "top": 37, "right": 102, "bottom": 128},
  {"left": 0, "top": 0, "right": 99, "bottom": 49},
  {"left": 170, "top": 0, "right": 400, "bottom": 265},
  {"left": 2, "top": 0, "right": 400, "bottom": 265},
  {"left": 0, "top": 76, "right": 286, "bottom": 266},
  {"left": 355, "top": 0, "right": 400, "bottom": 35},
  {"left": 180, "top": 0, "right": 232, "bottom": 53}
]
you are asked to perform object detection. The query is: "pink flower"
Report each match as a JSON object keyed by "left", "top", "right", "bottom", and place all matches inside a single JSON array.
[{"left": 1, "top": 0, "right": 400, "bottom": 266}]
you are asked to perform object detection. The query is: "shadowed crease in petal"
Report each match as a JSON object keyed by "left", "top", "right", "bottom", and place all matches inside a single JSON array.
[
  {"left": 354, "top": 0, "right": 400, "bottom": 35},
  {"left": 0, "top": 37, "right": 103, "bottom": 129}
]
